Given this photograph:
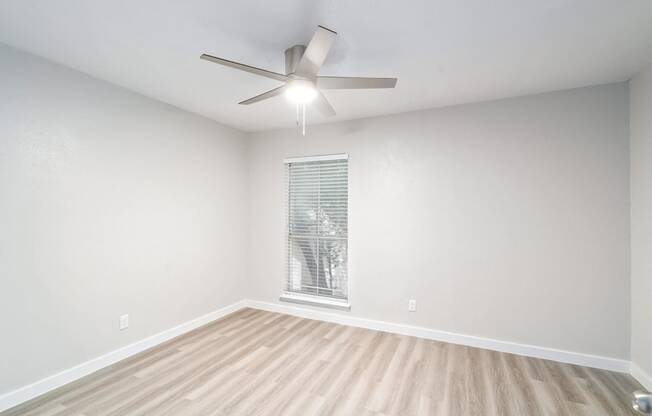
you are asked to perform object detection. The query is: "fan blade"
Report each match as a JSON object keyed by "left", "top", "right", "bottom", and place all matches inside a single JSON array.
[
  {"left": 313, "top": 91, "right": 336, "bottom": 117},
  {"left": 294, "top": 26, "right": 337, "bottom": 77},
  {"left": 200, "top": 54, "right": 287, "bottom": 82},
  {"left": 317, "top": 76, "right": 397, "bottom": 89},
  {"left": 239, "top": 85, "right": 287, "bottom": 105}
]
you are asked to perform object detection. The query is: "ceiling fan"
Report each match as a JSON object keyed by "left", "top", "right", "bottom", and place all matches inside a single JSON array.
[{"left": 200, "top": 25, "right": 397, "bottom": 133}]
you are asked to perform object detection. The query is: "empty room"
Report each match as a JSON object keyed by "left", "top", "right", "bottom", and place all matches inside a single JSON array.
[{"left": 2, "top": 1, "right": 652, "bottom": 415}]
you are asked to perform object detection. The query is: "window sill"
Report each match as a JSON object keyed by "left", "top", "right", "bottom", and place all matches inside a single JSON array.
[{"left": 279, "top": 294, "right": 351, "bottom": 311}]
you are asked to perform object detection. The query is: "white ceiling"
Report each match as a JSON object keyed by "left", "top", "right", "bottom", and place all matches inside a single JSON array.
[{"left": 1, "top": 1, "right": 652, "bottom": 132}]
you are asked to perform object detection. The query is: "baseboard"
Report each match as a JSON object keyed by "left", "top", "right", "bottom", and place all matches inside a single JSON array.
[
  {"left": 245, "top": 299, "right": 630, "bottom": 374},
  {"left": 0, "top": 300, "right": 247, "bottom": 413},
  {"left": 631, "top": 362, "right": 652, "bottom": 391}
]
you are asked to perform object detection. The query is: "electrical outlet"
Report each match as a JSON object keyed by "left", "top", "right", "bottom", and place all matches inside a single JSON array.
[
  {"left": 119, "top": 314, "right": 129, "bottom": 330},
  {"left": 408, "top": 300, "right": 417, "bottom": 312}
]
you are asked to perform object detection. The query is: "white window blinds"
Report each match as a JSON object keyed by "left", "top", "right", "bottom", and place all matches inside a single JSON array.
[{"left": 284, "top": 154, "right": 349, "bottom": 305}]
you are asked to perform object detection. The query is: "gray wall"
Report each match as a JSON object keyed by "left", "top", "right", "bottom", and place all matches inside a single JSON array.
[
  {"left": 630, "top": 63, "right": 652, "bottom": 379},
  {"left": 247, "top": 83, "right": 631, "bottom": 360},
  {"left": 0, "top": 44, "right": 249, "bottom": 394}
]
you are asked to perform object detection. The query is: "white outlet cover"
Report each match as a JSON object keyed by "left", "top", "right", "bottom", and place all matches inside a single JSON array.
[
  {"left": 119, "top": 314, "right": 129, "bottom": 330},
  {"left": 408, "top": 300, "right": 417, "bottom": 312}
]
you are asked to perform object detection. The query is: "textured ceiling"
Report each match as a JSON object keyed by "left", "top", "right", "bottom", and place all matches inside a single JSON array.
[{"left": 1, "top": 0, "right": 652, "bottom": 132}]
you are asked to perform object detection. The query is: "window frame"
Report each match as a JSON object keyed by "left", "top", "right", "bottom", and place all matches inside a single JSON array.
[{"left": 280, "top": 153, "right": 351, "bottom": 311}]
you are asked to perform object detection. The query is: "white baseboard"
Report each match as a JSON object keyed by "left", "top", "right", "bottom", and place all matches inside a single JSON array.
[
  {"left": 245, "top": 299, "right": 630, "bottom": 374},
  {"left": 631, "top": 362, "right": 652, "bottom": 391},
  {"left": 0, "top": 300, "right": 247, "bottom": 413}
]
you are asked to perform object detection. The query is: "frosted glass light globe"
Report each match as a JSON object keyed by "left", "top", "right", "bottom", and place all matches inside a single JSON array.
[{"left": 285, "top": 80, "right": 318, "bottom": 104}]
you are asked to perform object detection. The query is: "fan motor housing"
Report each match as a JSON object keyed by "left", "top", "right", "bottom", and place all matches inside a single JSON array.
[{"left": 285, "top": 45, "right": 306, "bottom": 75}]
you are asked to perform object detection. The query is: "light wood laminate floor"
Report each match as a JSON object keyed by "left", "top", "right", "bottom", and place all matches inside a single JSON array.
[{"left": 2, "top": 308, "right": 643, "bottom": 415}]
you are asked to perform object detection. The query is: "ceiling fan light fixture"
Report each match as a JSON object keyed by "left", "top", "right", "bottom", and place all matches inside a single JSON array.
[
  {"left": 201, "top": 25, "right": 397, "bottom": 135},
  {"left": 285, "top": 79, "right": 318, "bottom": 104}
]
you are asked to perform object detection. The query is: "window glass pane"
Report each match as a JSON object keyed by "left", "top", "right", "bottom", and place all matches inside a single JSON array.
[
  {"left": 288, "top": 237, "right": 319, "bottom": 296},
  {"left": 317, "top": 239, "right": 348, "bottom": 299}
]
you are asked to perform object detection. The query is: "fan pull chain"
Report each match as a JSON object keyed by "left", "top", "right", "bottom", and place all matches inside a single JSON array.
[{"left": 294, "top": 104, "right": 307, "bottom": 136}]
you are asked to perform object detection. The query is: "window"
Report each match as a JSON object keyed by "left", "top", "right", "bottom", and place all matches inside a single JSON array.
[{"left": 281, "top": 154, "right": 349, "bottom": 310}]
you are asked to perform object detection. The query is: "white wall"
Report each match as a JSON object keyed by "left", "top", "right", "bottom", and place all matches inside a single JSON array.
[
  {"left": 630, "top": 63, "right": 652, "bottom": 386},
  {"left": 0, "top": 44, "right": 249, "bottom": 394},
  {"left": 247, "top": 83, "right": 631, "bottom": 360}
]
